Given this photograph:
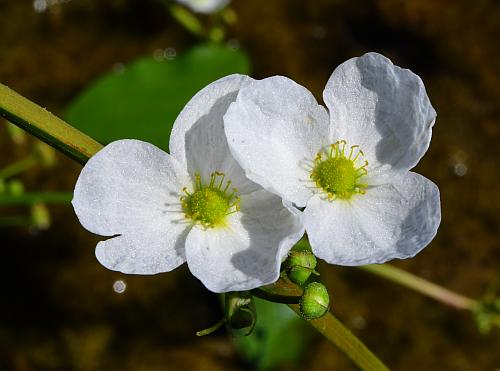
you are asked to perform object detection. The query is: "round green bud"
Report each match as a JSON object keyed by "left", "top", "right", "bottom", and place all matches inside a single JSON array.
[
  {"left": 285, "top": 250, "right": 317, "bottom": 286},
  {"left": 300, "top": 282, "right": 330, "bottom": 320}
]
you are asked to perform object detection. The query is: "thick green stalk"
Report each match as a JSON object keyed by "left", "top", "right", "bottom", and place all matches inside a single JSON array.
[
  {"left": 0, "top": 83, "right": 103, "bottom": 164},
  {"left": 260, "top": 279, "right": 389, "bottom": 371}
]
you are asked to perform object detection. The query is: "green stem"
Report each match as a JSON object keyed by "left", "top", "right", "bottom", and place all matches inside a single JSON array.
[
  {"left": 358, "top": 264, "right": 477, "bottom": 311},
  {"left": 0, "top": 192, "right": 73, "bottom": 205},
  {"left": 0, "top": 156, "right": 37, "bottom": 179},
  {"left": 168, "top": 4, "right": 205, "bottom": 38},
  {"left": 261, "top": 279, "right": 389, "bottom": 371},
  {"left": 0, "top": 83, "right": 102, "bottom": 164}
]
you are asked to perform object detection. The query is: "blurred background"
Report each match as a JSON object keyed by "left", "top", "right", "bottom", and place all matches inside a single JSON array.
[{"left": 1, "top": 0, "right": 499, "bottom": 370}]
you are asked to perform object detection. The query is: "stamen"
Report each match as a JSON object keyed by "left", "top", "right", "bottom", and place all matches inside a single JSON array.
[
  {"left": 223, "top": 180, "right": 232, "bottom": 194},
  {"left": 195, "top": 173, "right": 202, "bottom": 190},
  {"left": 340, "top": 140, "right": 347, "bottom": 155},
  {"left": 217, "top": 172, "right": 226, "bottom": 189},
  {"left": 353, "top": 149, "right": 364, "bottom": 162},
  {"left": 348, "top": 145, "right": 359, "bottom": 160},
  {"left": 180, "top": 171, "right": 240, "bottom": 228},
  {"left": 310, "top": 140, "right": 368, "bottom": 200}
]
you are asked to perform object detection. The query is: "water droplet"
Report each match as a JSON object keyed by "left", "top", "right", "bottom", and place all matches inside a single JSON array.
[
  {"left": 227, "top": 39, "right": 240, "bottom": 50},
  {"left": 164, "top": 48, "right": 176, "bottom": 61},
  {"left": 450, "top": 150, "right": 468, "bottom": 177},
  {"left": 113, "top": 280, "right": 127, "bottom": 294},
  {"left": 33, "top": 0, "right": 48, "bottom": 13},
  {"left": 453, "top": 163, "right": 468, "bottom": 176},
  {"left": 153, "top": 48, "right": 164, "bottom": 61},
  {"left": 351, "top": 315, "right": 366, "bottom": 329}
]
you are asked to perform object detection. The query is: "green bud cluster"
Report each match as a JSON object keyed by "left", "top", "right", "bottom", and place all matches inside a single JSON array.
[{"left": 283, "top": 244, "right": 330, "bottom": 320}]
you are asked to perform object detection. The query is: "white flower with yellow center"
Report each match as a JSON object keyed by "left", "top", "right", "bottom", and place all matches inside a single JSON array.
[
  {"left": 175, "top": 0, "right": 230, "bottom": 14},
  {"left": 224, "top": 53, "right": 441, "bottom": 265},
  {"left": 72, "top": 75, "right": 304, "bottom": 293}
]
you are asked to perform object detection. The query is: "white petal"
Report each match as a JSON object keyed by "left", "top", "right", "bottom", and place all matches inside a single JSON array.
[
  {"left": 183, "top": 103, "right": 260, "bottom": 196},
  {"left": 323, "top": 52, "right": 436, "bottom": 184},
  {"left": 95, "top": 221, "right": 190, "bottom": 274},
  {"left": 225, "top": 76, "right": 330, "bottom": 207},
  {"left": 185, "top": 190, "right": 304, "bottom": 293},
  {"left": 305, "top": 172, "right": 440, "bottom": 265},
  {"left": 72, "top": 139, "right": 192, "bottom": 273},
  {"left": 175, "top": 0, "right": 230, "bottom": 14},
  {"left": 73, "top": 139, "right": 190, "bottom": 235},
  {"left": 170, "top": 74, "right": 252, "bottom": 165},
  {"left": 169, "top": 74, "right": 258, "bottom": 195}
]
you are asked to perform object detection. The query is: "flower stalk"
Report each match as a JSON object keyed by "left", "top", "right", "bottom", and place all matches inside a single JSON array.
[
  {"left": 0, "top": 83, "right": 102, "bottom": 164},
  {"left": 358, "top": 264, "right": 477, "bottom": 311}
]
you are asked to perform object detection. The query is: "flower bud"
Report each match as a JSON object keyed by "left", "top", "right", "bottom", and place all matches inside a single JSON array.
[
  {"left": 300, "top": 282, "right": 330, "bottom": 320},
  {"left": 284, "top": 250, "right": 317, "bottom": 286},
  {"left": 31, "top": 203, "right": 51, "bottom": 230}
]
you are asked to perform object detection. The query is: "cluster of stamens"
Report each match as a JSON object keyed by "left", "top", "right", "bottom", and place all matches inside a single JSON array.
[
  {"left": 310, "top": 140, "right": 368, "bottom": 200},
  {"left": 181, "top": 172, "right": 240, "bottom": 228}
]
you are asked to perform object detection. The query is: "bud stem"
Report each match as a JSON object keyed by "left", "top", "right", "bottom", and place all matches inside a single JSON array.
[{"left": 260, "top": 279, "right": 389, "bottom": 371}]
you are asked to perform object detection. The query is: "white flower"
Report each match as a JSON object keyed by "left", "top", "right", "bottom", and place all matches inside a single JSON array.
[
  {"left": 175, "top": 0, "right": 230, "bottom": 14},
  {"left": 72, "top": 75, "right": 304, "bottom": 293},
  {"left": 224, "top": 53, "right": 441, "bottom": 266}
]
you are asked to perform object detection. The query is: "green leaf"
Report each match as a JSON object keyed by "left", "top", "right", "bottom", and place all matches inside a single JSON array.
[
  {"left": 65, "top": 43, "right": 251, "bottom": 150},
  {"left": 232, "top": 298, "right": 315, "bottom": 370}
]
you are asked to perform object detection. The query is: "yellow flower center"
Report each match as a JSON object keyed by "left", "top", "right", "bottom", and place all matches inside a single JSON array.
[
  {"left": 310, "top": 140, "right": 368, "bottom": 200},
  {"left": 181, "top": 172, "right": 239, "bottom": 228}
]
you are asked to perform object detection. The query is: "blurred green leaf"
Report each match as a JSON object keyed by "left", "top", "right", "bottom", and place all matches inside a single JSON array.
[
  {"left": 232, "top": 298, "right": 315, "bottom": 370},
  {"left": 65, "top": 43, "right": 251, "bottom": 149}
]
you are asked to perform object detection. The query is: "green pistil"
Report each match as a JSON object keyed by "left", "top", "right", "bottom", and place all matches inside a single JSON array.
[
  {"left": 310, "top": 140, "right": 368, "bottom": 200},
  {"left": 181, "top": 172, "right": 239, "bottom": 228}
]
